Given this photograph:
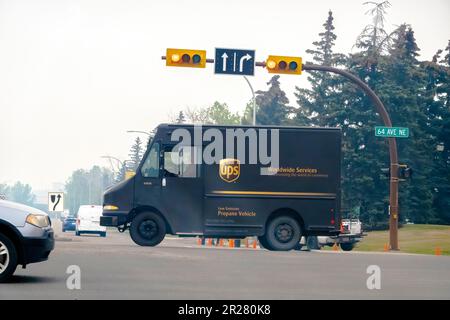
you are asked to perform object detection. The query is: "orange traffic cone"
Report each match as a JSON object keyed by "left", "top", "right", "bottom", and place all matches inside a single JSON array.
[
  {"left": 229, "top": 239, "right": 235, "bottom": 248},
  {"left": 332, "top": 243, "right": 339, "bottom": 251},
  {"left": 384, "top": 243, "right": 389, "bottom": 252},
  {"left": 197, "top": 237, "right": 201, "bottom": 245},
  {"left": 252, "top": 239, "right": 258, "bottom": 249},
  {"left": 207, "top": 238, "right": 213, "bottom": 246},
  {"left": 435, "top": 247, "right": 442, "bottom": 256},
  {"left": 218, "top": 239, "right": 224, "bottom": 247}
]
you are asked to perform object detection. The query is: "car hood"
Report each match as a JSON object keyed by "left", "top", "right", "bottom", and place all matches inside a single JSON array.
[{"left": 0, "top": 200, "right": 49, "bottom": 226}]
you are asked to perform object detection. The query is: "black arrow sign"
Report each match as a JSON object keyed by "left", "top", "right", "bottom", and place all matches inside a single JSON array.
[{"left": 52, "top": 194, "right": 61, "bottom": 211}]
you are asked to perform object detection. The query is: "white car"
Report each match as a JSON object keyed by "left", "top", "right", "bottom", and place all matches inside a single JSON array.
[
  {"left": 0, "top": 200, "right": 54, "bottom": 282},
  {"left": 298, "top": 219, "right": 364, "bottom": 251},
  {"left": 76, "top": 205, "right": 106, "bottom": 237}
]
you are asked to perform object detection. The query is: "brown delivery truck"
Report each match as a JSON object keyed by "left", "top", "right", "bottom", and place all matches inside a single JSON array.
[{"left": 101, "top": 124, "right": 341, "bottom": 251}]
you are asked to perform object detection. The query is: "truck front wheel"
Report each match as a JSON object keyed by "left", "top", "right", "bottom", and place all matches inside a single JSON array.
[
  {"left": 340, "top": 243, "right": 355, "bottom": 251},
  {"left": 130, "top": 212, "right": 166, "bottom": 247},
  {"left": 264, "top": 216, "right": 302, "bottom": 251}
]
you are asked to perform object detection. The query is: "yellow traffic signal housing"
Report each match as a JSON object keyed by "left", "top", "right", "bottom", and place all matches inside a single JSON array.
[
  {"left": 266, "top": 55, "right": 302, "bottom": 75},
  {"left": 166, "top": 48, "right": 207, "bottom": 68}
]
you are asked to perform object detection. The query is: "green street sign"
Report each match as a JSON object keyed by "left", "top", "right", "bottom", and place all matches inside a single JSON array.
[{"left": 375, "top": 126, "right": 409, "bottom": 138}]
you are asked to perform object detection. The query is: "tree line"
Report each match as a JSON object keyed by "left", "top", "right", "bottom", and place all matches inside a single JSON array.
[{"left": 171, "top": 1, "right": 450, "bottom": 227}]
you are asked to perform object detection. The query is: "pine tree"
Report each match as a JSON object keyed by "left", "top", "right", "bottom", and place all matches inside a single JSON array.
[
  {"left": 354, "top": 1, "right": 393, "bottom": 73},
  {"left": 379, "top": 25, "right": 437, "bottom": 223},
  {"left": 176, "top": 111, "right": 186, "bottom": 124},
  {"left": 128, "top": 137, "right": 144, "bottom": 172},
  {"left": 424, "top": 41, "right": 450, "bottom": 222},
  {"left": 295, "top": 10, "right": 346, "bottom": 127},
  {"left": 255, "top": 75, "right": 292, "bottom": 125}
]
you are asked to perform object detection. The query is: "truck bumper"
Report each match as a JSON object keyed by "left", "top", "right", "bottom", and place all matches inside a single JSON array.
[{"left": 100, "top": 212, "right": 128, "bottom": 227}]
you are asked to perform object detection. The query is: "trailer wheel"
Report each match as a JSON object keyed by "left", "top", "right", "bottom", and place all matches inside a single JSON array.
[
  {"left": 0, "top": 233, "right": 18, "bottom": 283},
  {"left": 130, "top": 212, "right": 166, "bottom": 247},
  {"left": 264, "top": 216, "right": 301, "bottom": 251},
  {"left": 340, "top": 243, "right": 355, "bottom": 252}
]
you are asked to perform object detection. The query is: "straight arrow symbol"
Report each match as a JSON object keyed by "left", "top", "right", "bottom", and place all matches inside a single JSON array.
[
  {"left": 239, "top": 54, "right": 252, "bottom": 72},
  {"left": 221, "top": 53, "right": 228, "bottom": 72}
]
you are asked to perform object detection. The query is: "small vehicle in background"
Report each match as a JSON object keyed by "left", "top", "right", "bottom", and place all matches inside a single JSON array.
[
  {"left": 62, "top": 216, "right": 77, "bottom": 233},
  {"left": 0, "top": 200, "right": 55, "bottom": 282},
  {"left": 298, "top": 219, "right": 364, "bottom": 251},
  {"left": 76, "top": 205, "right": 106, "bottom": 237}
]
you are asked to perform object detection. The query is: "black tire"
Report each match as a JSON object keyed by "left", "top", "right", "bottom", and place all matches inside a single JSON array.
[
  {"left": 306, "top": 236, "right": 320, "bottom": 250},
  {"left": 340, "top": 243, "right": 355, "bottom": 252},
  {"left": 257, "top": 236, "right": 272, "bottom": 250},
  {"left": 130, "top": 212, "right": 166, "bottom": 247},
  {"left": 294, "top": 243, "right": 303, "bottom": 251},
  {"left": 264, "top": 216, "right": 302, "bottom": 251},
  {"left": 0, "top": 233, "right": 18, "bottom": 283}
]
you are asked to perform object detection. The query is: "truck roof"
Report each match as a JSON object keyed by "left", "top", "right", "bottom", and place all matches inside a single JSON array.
[{"left": 157, "top": 123, "right": 341, "bottom": 132}]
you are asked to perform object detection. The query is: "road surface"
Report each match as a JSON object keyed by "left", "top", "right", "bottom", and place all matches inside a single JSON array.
[{"left": 1, "top": 221, "right": 449, "bottom": 299}]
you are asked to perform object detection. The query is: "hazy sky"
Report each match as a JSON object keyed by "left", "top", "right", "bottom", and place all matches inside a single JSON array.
[{"left": 1, "top": 0, "right": 449, "bottom": 191}]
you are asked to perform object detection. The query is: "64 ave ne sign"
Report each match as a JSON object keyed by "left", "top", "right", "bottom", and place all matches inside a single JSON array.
[{"left": 375, "top": 126, "right": 409, "bottom": 138}]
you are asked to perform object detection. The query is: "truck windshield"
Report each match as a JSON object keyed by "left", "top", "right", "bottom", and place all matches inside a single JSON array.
[{"left": 141, "top": 143, "right": 160, "bottom": 178}]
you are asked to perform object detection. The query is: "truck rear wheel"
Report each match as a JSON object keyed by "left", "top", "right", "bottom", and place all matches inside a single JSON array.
[
  {"left": 257, "top": 236, "right": 272, "bottom": 250},
  {"left": 130, "top": 212, "right": 166, "bottom": 247},
  {"left": 264, "top": 216, "right": 302, "bottom": 251},
  {"left": 340, "top": 243, "right": 355, "bottom": 252},
  {"left": 0, "top": 233, "right": 18, "bottom": 283}
]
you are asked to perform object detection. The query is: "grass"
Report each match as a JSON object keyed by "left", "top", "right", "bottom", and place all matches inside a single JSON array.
[{"left": 353, "top": 224, "right": 450, "bottom": 256}]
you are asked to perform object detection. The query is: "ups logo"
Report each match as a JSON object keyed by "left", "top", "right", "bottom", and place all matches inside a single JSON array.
[{"left": 219, "top": 159, "right": 240, "bottom": 183}]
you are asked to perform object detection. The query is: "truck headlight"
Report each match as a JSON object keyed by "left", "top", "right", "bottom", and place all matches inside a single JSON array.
[
  {"left": 26, "top": 214, "right": 50, "bottom": 228},
  {"left": 103, "top": 205, "right": 119, "bottom": 211}
]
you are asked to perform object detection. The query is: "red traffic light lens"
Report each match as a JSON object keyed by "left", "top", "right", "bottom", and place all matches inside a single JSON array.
[
  {"left": 278, "top": 61, "right": 287, "bottom": 70},
  {"left": 182, "top": 54, "right": 190, "bottom": 63}
]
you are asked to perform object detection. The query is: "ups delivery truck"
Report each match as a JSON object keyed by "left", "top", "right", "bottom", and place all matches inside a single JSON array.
[{"left": 100, "top": 124, "right": 341, "bottom": 251}]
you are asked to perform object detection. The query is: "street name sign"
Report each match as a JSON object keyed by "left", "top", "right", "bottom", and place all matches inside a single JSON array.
[
  {"left": 214, "top": 48, "right": 255, "bottom": 76},
  {"left": 375, "top": 126, "right": 409, "bottom": 138}
]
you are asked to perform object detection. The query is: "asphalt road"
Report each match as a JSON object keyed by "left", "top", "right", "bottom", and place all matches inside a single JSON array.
[{"left": 1, "top": 221, "right": 449, "bottom": 300}]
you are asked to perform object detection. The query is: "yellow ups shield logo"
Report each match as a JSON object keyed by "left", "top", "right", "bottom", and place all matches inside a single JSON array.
[{"left": 219, "top": 159, "right": 240, "bottom": 183}]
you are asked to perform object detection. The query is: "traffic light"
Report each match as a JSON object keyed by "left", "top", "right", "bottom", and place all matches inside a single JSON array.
[
  {"left": 380, "top": 165, "right": 413, "bottom": 180},
  {"left": 266, "top": 55, "right": 302, "bottom": 75},
  {"left": 381, "top": 167, "right": 390, "bottom": 178},
  {"left": 399, "top": 165, "right": 413, "bottom": 179},
  {"left": 166, "top": 48, "right": 207, "bottom": 68}
]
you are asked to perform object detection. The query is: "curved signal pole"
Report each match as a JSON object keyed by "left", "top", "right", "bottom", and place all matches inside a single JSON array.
[{"left": 302, "top": 64, "right": 399, "bottom": 250}]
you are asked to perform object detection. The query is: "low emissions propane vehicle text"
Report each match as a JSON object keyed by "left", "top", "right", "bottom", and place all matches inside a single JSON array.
[{"left": 101, "top": 123, "right": 342, "bottom": 251}]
